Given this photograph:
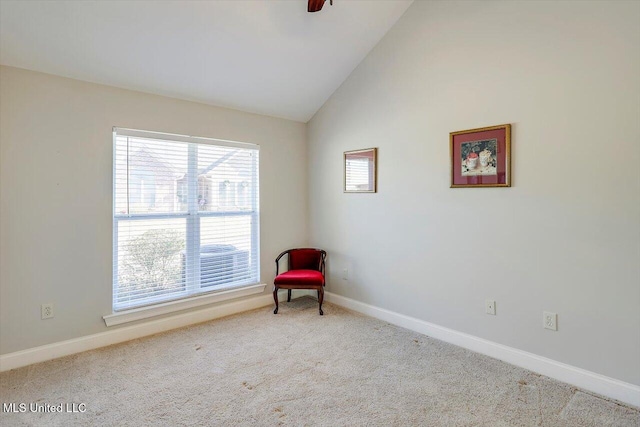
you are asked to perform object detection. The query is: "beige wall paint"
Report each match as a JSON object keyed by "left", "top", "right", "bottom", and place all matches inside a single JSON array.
[
  {"left": 308, "top": 1, "right": 640, "bottom": 385},
  {"left": 0, "top": 66, "right": 308, "bottom": 354}
]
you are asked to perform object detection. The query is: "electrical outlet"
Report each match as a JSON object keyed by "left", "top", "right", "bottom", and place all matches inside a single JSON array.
[
  {"left": 342, "top": 268, "right": 348, "bottom": 280},
  {"left": 543, "top": 311, "right": 557, "bottom": 331},
  {"left": 485, "top": 299, "right": 496, "bottom": 315},
  {"left": 41, "top": 303, "right": 54, "bottom": 319}
]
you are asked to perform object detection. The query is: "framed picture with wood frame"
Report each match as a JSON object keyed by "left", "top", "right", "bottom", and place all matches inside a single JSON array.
[
  {"left": 450, "top": 124, "right": 511, "bottom": 188},
  {"left": 344, "top": 148, "right": 377, "bottom": 193}
]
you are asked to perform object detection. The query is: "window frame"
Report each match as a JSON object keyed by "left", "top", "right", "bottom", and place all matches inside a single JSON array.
[{"left": 111, "top": 127, "right": 261, "bottom": 313}]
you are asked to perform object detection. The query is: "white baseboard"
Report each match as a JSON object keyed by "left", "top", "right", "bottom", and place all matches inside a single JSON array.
[
  {"left": 0, "top": 293, "right": 280, "bottom": 373},
  {"left": 324, "top": 292, "right": 640, "bottom": 408}
]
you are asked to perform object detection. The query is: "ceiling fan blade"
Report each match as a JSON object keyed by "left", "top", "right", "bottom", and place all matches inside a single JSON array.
[{"left": 308, "top": 0, "right": 325, "bottom": 13}]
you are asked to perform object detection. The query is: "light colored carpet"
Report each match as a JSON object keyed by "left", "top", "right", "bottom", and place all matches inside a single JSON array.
[{"left": 1, "top": 296, "right": 638, "bottom": 426}]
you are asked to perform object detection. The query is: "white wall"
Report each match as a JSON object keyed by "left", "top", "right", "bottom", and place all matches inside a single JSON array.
[
  {"left": 0, "top": 66, "right": 308, "bottom": 354},
  {"left": 308, "top": 0, "right": 640, "bottom": 385}
]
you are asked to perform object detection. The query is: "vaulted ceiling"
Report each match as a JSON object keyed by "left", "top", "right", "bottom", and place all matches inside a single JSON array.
[{"left": 0, "top": 0, "right": 413, "bottom": 122}]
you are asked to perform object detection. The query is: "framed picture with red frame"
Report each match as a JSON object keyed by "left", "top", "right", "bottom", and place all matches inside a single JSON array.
[{"left": 450, "top": 124, "right": 511, "bottom": 188}]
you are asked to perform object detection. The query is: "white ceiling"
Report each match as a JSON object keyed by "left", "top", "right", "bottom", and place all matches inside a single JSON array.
[{"left": 0, "top": 0, "right": 412, "bottom": 122}]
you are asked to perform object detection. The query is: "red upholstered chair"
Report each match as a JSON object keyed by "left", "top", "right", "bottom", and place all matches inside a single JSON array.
[{"left": 273, "top": 248, "right": 327, "bottom": 315}]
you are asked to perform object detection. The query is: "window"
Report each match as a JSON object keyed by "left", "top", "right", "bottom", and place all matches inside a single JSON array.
[{"left": 112, "top": 128, "right": 260, "bottom": 311}]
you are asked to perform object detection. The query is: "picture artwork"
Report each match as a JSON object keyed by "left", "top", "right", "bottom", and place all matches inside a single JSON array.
[
  {"left": 344, "top": 148, "right": 377, "bottom": 193},
  {"left": 461, "top": 138, "right": 497, "bottom": 177},
  {"left": 450, "top": 124, "right": 511, "bottom": 188}
]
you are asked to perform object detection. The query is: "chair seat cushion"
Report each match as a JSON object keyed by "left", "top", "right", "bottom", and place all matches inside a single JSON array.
[{"left": 274, "top": 270, "right": 325, "bottom": 286}]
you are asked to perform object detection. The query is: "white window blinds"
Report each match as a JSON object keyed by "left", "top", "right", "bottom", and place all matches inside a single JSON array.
[{"left": 112, "top": 128, "right": 260, "bottom": 311}]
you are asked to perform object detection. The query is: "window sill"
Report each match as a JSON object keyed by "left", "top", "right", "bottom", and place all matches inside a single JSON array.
[{"left": 103, "top": 283, "right": 267, "bottom": 327}]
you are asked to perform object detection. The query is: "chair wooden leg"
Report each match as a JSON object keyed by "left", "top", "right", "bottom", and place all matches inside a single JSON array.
[
  {"left": 273, "top": 286, "right": 279, "bottom": 314},
  {"left": 287, "top": 289, "right": 291, "bottom": 302},
  {"left": 318, "top": 287, "right": 324, "bottom": 315}
]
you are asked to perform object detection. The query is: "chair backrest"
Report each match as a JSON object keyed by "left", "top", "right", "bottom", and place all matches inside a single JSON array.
[{"left": 289, "top": 249, "right": 324, "bottom": 271}]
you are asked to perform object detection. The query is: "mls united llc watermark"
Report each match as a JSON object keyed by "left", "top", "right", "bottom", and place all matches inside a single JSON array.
[{"left": 3, "top": 402, "right": 87, "bottom": 413}]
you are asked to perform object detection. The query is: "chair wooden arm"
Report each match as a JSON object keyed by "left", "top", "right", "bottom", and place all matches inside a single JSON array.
[{"left": 275, "top": 249, "right": 291, "bottom": 276}]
